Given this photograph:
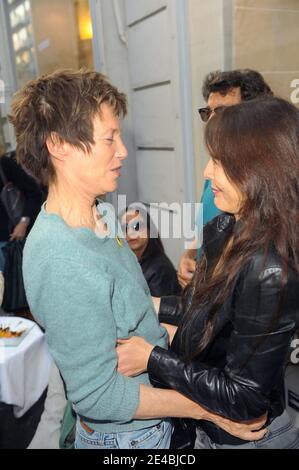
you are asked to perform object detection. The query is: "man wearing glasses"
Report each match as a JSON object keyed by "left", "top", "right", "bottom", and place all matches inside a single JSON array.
[{"left": 178, "top": 69, "right": 273, "bottom": 288}]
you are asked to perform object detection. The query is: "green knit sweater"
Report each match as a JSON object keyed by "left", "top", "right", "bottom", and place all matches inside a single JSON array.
[{"left": 23, "top": 202, "right": 168, "bottom": 433}]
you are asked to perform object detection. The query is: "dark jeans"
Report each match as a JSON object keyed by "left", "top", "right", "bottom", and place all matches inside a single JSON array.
[{"left": 0, "top": 241, "right": 7, "bottom": 272}]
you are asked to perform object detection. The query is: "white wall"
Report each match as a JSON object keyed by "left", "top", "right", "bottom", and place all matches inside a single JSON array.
[
  {"left": 93, "top": 0, "right": 195, "bottom": 265},
  {"left": 91, "top": 0, "right": 138, "bottom": 206},
  {"left": 187, "top": 0, "right": 226, "bottom": 200},
  {"left": 123, "top": 0, "right": 193, "bottom": 265}
]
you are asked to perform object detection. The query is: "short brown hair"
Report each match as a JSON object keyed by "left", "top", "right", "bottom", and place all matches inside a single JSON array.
[{"left": 9, "top": 69, "right": 127, "bottom": 184}]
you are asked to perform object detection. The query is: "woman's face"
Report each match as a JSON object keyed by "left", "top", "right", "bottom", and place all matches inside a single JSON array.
[
  {"left": 121, "top": 211, "right": 148, "bottom": 256},
  {"left": 54, "top": 104, "right": 128, "bottom": 196},
  {"left": 204, "top": 158, "right": 244, "bottom": 215}
]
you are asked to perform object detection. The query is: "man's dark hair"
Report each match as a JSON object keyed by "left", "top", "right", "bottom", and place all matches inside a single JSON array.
[{"left": 202, "top": 69, "right": 273, "bottom": 102}]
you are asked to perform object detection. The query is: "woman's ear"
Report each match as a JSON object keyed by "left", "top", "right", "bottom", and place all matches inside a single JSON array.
[{"left": 46, "top": 132, "right": 69, "bottom": 161}]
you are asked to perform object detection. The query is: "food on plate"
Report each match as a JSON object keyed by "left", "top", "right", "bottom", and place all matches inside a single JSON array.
[{"left": 0, "top": 326, "right": 25, "bottom": 338}]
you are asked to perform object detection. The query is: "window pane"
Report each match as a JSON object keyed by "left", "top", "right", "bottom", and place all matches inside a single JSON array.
[
  {"left": 8, "top": 1, "right": 37, "bottom": 88},
  {"left": 7, "top": 0, "right": 94, "bottom": 89}
]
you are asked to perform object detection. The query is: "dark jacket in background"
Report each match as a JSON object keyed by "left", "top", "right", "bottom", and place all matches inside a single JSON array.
[
  {"left": 0, "top": 152, "right": 42, "bottom": 241},
  {"left": 140, "top": 251, "right": 181, "bottom": 297},
  {"left": 150, "top": 214, "right": 299, "bottom": 446}
]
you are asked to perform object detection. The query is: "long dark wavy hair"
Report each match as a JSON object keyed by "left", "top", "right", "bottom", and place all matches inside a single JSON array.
[{"left": 180, "top": 97, "right": 299, "bottom": 360}]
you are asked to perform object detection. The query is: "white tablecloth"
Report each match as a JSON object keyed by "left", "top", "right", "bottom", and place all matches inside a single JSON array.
[{"left": 0, "top": 317, "right": 51, "bottom": 417}]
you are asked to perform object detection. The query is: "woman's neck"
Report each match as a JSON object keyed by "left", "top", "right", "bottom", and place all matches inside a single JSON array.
[{"left": 46, "top": 181, "right": 96, "bottom": 230}]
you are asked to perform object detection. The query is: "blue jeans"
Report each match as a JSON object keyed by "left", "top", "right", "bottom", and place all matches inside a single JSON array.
[
  {"left": 195, "top": 410, "right": 299, "bottom": 449},
  {"left": 0, "top": 241, "right": 7, "bottom": 272},
  {"left": 75, "top": 419, "right": 172, "bottom": 449}
]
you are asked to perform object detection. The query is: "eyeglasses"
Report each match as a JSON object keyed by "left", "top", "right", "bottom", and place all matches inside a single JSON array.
[
  {"left": 198, "top": 106, "right": 226, "bottom": 122},
  {"left": 121, "top": 220, "right": 146, "bottom": 233}
]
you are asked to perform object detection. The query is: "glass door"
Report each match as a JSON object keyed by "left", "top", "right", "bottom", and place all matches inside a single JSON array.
[
  {"left": 4, "top": 0, "right": 94, "bottom": 88},
  {"left": 5, "top": 0, "right": 38, "bottom": 88}
]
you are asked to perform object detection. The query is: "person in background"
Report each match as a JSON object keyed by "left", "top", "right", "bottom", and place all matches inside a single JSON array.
[
  {"left": 177, "top": 69, "right": 273, "bottom": 288},
  {"left": 0, "top": 147, "right": 42, "bottom": 273},
  {"left": 117, "top": 97, "right": 299, "bottom": 449},
  {"left": 121, "top": 205, "right": 181, "bottom": 297},
  {"left": 10, "top": 69, "right": 267, "bottom": 449}
]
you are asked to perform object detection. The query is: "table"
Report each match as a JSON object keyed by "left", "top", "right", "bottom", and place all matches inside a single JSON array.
[{"left": 0, "top": 316, "right": 51, "bottom": 417}]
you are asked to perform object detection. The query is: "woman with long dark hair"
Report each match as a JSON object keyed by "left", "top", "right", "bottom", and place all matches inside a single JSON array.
[
  {"left": 117, "top": 97, "right": 299, "bottom": 449},
  {"left": 121, "top": 205, "right": 181, "bottom": 297}
]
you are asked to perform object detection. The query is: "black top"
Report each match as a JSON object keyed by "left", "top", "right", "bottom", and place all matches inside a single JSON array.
[
  {"left": 151, "top": 214, "right": 299, "bottom": 445},
  {"left": 140, "top": 251, "right": 181, "bottom": 297},
  {"left": 0, "top": 153, "right": 42, "bottom": 241}
]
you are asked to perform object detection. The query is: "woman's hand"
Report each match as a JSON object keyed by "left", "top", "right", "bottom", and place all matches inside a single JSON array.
[
  {"left": 177, "top": 254, "right": 196, "bottom": 288},
  {"left": 117, "top": 336, "right": 154, "bottom": 377},
  {"left": 10, "top": 220, "right": 29, "bottom": 241},
  {"left": 208, "top": 411, "right": 268, "bottom": 441}
]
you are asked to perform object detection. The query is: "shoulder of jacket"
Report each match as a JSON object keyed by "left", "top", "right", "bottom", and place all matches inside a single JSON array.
[
  {"left": 239, "top": 248, "right": 289, "bottom": 288},
  {"left": 204, "top": 213, "right": 234, "bottom": 235}
]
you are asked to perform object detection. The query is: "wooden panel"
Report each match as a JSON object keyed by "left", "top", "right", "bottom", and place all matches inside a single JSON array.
[
  {"left": 127, "top": 9, "right": 171, "bottom": 88},
  {"left": 236, "top": 0, "right": 299, "bottom": 9},
  {"left": 132, "top": 84, "right": 175, "bottom": 147},
  {"left": 235, "top": 8, "right": 299, "bottom": 71},
  {"left": 262, "top": 72, "right": 299, "bottom": 104},
  {"left": 125, "top": 0, "right": 166, "bottom": 25}
]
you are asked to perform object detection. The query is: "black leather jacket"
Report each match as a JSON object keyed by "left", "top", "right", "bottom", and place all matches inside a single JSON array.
[
  {"left": 148, "top": 215, "right": 299, "bottom": 445},
  {"left": 0, "top": 152, "right": 42, "bottom": 241},
  {"left": 140, "top": 251, "right": 181, "bottom": 297}
]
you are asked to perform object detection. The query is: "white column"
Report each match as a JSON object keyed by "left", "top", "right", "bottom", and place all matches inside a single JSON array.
[{"left": 0, "top": 1, "right": 17, "bottom": 150}]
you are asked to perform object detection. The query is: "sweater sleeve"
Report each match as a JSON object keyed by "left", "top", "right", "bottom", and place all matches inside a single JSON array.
[
  {"left": 26, "top": 257, "right": 141, "bottom": 423},
  {"left": 148, "top": 260, "right": 296, "bottom": 421}
]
